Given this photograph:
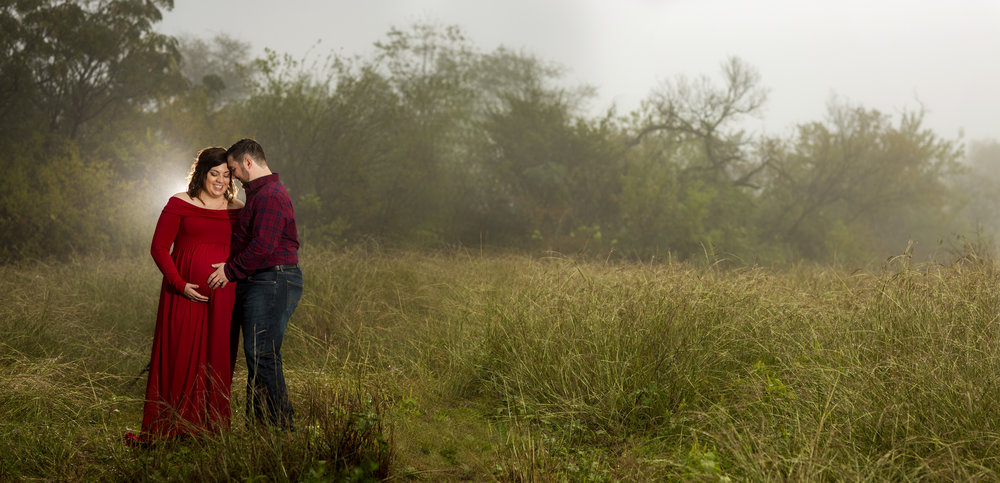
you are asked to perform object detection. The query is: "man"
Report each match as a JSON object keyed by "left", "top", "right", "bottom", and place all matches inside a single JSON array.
[{"left": 208, "top": 138, "right": 302, "bottom": 429}]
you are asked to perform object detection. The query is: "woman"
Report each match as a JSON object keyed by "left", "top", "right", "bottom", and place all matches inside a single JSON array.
[{"left": 135, "top": 147, "right": 244, "bottom": 443}]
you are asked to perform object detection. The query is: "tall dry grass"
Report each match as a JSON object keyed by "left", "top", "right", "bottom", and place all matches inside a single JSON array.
[{"left": 3, "top": 247, "right": 1000, "bottom": 480}]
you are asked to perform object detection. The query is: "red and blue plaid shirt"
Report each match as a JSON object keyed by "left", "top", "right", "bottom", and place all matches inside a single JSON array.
[{"left": 225, "top": 173, "right": 299, "bottom": 280}]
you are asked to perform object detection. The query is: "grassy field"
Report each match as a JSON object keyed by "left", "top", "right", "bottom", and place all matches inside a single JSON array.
[{"left": 3, "top": 246, "right": 1000, "bottom": 480}]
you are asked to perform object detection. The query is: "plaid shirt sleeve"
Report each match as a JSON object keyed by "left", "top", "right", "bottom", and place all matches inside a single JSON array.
[{"left": 224, "top": 187, "right": 293, "bottom": 280}]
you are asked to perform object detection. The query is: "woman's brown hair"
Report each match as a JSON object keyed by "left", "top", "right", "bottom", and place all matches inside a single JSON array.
[{"left": 186, "top": 147, "right": 237, "bottom": 202}]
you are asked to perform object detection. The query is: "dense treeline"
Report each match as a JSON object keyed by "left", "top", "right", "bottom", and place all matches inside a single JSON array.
[{"left": 2, "top": 0, "right": 998, "bottom": 264}]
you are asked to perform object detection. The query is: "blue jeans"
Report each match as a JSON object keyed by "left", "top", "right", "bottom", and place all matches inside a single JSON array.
[{"left": 234, "top": 267, "right": 302, "bottom": 429}]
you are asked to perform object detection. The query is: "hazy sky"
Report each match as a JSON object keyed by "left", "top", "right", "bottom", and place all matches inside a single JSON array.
[{"left": 158, "top": 0, "right": 1000, "bottom": 143}]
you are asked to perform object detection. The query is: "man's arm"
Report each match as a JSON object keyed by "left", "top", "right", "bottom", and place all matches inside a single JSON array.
[
  {"left": 209, "top": 190, "right": 290, "bottom": 290},
  {"left": 225, "top": 193, "right": 289, "bottom": 280}
]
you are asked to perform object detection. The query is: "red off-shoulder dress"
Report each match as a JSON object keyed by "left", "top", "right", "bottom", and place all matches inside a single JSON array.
[{"left": 142, "top": 196, "right": 240, "bottom": 440}]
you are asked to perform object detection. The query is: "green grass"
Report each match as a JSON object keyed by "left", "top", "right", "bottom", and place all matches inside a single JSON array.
[{"left": 3, "top": 247, "right": 1000, "bottom": 480}]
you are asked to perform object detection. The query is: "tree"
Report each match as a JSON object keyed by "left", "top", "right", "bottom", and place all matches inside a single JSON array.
[
  {"left": 152, "top": 33, "right": 257, "bottom": 158},
  {"left": 366, "top": 23, "right": 478, "bottom": 241},
  {"left": 476, "top": 87, "right": 621, "bottom": 249},
  {"left": 759, "top": 100, "right": 964, "bottom": 261},
  {"left": 949, "top": 139, "right": 1000, "bottom": 253},
  {"left": 7, "top": 0, "right": 182, "bottom": 141},
  {"left": 0, "top": 0, "right": 183, "bottom": 261},
  {"left": 177, "top": 33, "right": 256, "bottom": 108},
  {"left": 633, "top": 56, "right": 769, "bottom": 188},
  {"left": 234, "top": 23, "right": 475, "bottom": 243},
  {"left": 617, "top": 57, "right": 769, "bottom": 259},
  {"left": 0, "top": 2, "right": 37, "bottom": 138}
]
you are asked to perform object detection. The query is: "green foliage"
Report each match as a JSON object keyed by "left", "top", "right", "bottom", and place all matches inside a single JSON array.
[
  {"left": 953, "top": 140, "right": 1000, "bottom": 247},
  {"left": 177, "top": 33, "right": 256, "bottom": 107},
  {"left": 615, "top": 58, "right": 771, "bottom": 261},
  {"left": 5, "top": 0, "right": 183, "bottom": 140},
  {"left": 759, "top": 100, "right": 965, "bottom": 261},
  {"left": 151, "top": 33, "right": 256, "bottom": 154},
  {"left": 0, "top": 135, "right": 156, "bottom": 261},
  {"left": 476, "top": 88, "right": 618, "bottom": 247},
  {"left": 0, "top": 15, "right": 984, "bottom": 265},
  {"left": 0, "top": 0, "right": 189, "bottom": 261}
]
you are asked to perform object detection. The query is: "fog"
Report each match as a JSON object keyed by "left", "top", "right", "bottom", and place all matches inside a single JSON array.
[
  {"left": 3, "top": 0, "right": 1000, "bottom": 265},
  {"left": 159, "top": 0, "right": 1000, "bottom": 141}
]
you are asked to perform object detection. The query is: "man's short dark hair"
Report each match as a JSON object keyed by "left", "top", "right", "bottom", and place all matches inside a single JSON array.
[{"left": 226, "top": 138, "right": 267, "bottom": 166}]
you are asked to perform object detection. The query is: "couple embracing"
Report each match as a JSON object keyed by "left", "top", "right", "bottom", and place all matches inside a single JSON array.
[{"left": 134, "top": 138, "right": 302, "bottom": 444}]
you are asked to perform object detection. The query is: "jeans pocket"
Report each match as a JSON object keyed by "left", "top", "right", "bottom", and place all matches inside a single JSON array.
[{"left": 247, "top": 273, "right": 278, "bottom": 284}]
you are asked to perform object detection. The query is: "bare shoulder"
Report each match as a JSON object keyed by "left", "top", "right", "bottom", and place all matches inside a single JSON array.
[
  {"left": 229, "top": 198, "right": 245, "bottom": 209},
  {"left": 172, "top": 192, "right": 192, "bottom": 202}
]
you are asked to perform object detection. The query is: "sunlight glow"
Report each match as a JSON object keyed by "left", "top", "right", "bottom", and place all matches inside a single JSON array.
[{"left": 167, "top": 178, "right": 189, "bottom": 200}]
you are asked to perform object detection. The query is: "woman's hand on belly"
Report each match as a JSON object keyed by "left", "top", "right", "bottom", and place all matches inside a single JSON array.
[{"left": 183, "top": 283, "right": 209, "bottom": 302}]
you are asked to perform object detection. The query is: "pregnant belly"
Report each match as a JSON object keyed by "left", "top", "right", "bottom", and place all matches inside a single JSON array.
[
  {"left": 177, "top": 246, "right": 228, "bottom": 298},
  {"left": 188, "top": 262, "right": 217, "bottom": 297}
]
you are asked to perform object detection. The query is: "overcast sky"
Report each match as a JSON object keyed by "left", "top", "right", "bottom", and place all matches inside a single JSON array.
[{"left": 158, "top": 0, "right": 1000, "bottom": 143}]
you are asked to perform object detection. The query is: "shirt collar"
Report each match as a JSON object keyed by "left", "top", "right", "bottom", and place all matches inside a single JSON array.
[{"left": 243, "top": 173, "right": 279, "bottom": 195}]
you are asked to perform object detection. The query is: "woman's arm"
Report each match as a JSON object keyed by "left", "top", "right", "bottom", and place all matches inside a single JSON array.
[{"left": 149, "top": 207, "right": 186, "bottom": 293}]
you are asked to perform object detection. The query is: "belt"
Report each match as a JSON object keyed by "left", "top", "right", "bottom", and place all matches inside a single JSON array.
[{"left": 253, "top": 264, "right": 299, "bottom": 274}]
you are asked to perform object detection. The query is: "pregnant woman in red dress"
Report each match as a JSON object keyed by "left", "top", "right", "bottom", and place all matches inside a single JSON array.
[{"left": 139, "top": 147, "right": 244, "bottom": 442}]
